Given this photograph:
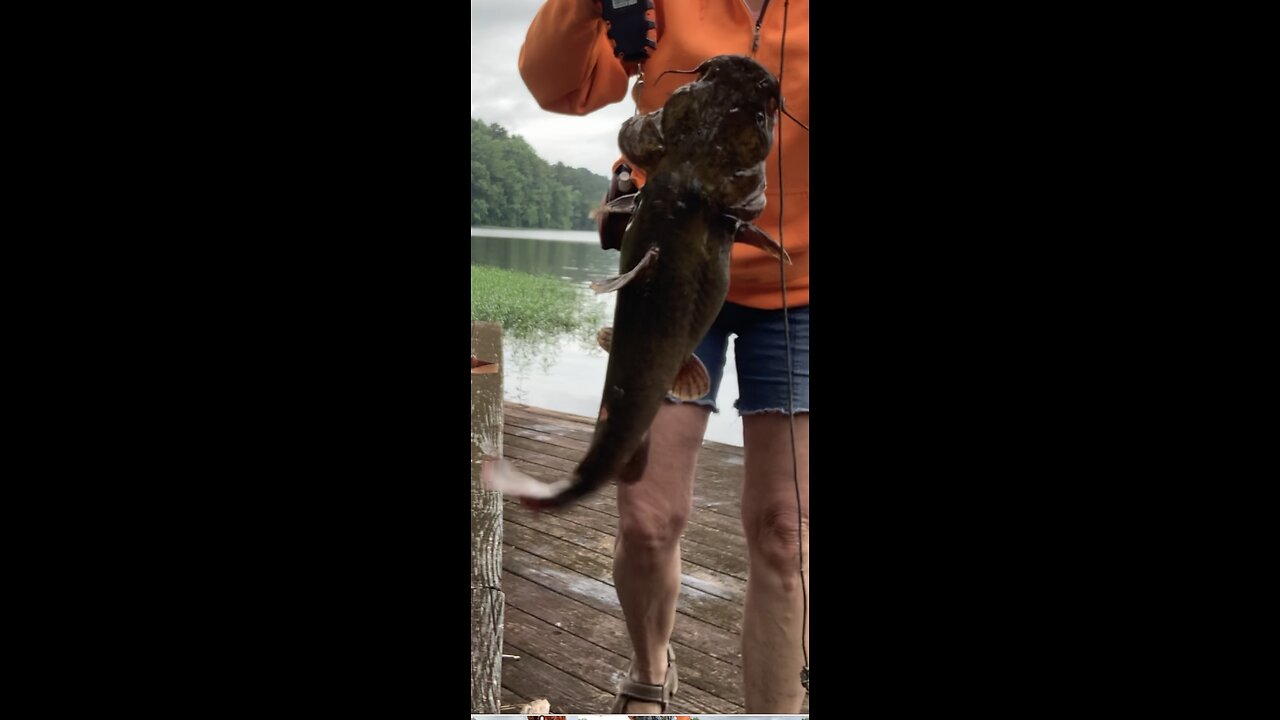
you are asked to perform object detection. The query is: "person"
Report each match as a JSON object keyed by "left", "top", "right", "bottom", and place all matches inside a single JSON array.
[{"left": 519, "top": 0, "right": 808, "bottom": 713}]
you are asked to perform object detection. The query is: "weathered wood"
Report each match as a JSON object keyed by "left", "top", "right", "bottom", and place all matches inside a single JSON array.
[
  {"left": 500, "top": 456, "right": 748, "bottom": 604},
  {"left": 502, "top": 436, "right": 581, "bottom": 472},
  {"left": 501, "top": 504, "right": 747, "bottom": 627},
  {"left": 471, "top": 322, "right": 504, "bottom": 713},
  {"left": 503, "top": 571, "right": 745, "bottom": 713},
  {"left": 504, "top": 604, "right": 629, "bottom": 691},
  {"left": 503, "top": 535, "right": 743, "bottom": 638},
  {"left": 501, "top": 639, "right": 616, "bottom": 713},
  {"left": 497, "top": 401, "right": 814, "bottom": 712},
  {"left": 500, "top": 686, "right": 531, "bottom": 712},
  {"left": 505, "top": 404, "right": 745, "bottom": 462},
  {"left": 504, "top": 604, "right": 740, "bottom": 715},
  {"left": 547, "top": 486, "right": 749, "bottom": 551},
  {"left": 506, "top": 500, "right": 750, "bottom": 584},
  {"left": 500, "top": 433, "right": 592, "bottom": 467},
  {"left": 471, "top": 587, "right": 503, "bottom": 710},
  {"left": 499, "top": 456, "right": 751, "bottom": 580},
  {"left": 503, "top": 407, "right": 747, "bottom": 521}
]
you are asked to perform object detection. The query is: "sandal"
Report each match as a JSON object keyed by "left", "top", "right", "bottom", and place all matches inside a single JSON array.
[{"left": 610, "top": 644, "right": 678, "bottom": 713}]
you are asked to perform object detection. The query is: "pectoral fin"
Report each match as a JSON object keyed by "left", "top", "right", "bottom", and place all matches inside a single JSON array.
[
  {"left": 588, "top": 192, "right": 640, "bottom": 220},
  {"left": 619, "top": 434, "right": 650, "bottom": 485},
  {"left": 590, "top": 246, "right": 660, "bottom": 294},
  {"left": 670, "top": 354, "right": 710, "bottom": 401},
  {"left": 597, "top": 327, "right": 613, "bottom": 353},
  {"left": 605, "top": 192, "right": 639, "bottom": 214},
  {"left": 729, "top": 217, "right": 791, "bottom": 264}
]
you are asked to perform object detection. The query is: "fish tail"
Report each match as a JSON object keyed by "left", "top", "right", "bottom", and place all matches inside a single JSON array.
[{"left": 481, "top": 457, "right": 575, "bottom": 508}]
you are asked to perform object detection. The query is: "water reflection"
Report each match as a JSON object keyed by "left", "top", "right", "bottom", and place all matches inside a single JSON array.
[
  {"left": 471, "top": 229, "right": 743, "bottom": 446},
  {"left": 470, "top": 230, "right": 618, "bottom": 286}
]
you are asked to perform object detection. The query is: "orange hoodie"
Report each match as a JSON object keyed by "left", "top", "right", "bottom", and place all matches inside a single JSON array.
[{"left": 519, "top": 0, "right": 809, "bottom": 310}]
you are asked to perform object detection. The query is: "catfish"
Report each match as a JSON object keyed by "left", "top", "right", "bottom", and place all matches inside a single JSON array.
[{"left": 484, "top": 55, "right": 789, "bottom": 509}]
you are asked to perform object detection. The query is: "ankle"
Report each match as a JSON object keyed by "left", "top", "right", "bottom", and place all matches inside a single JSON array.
[{"left": 629, "top": 654, "right": 669, "bottom": 685}]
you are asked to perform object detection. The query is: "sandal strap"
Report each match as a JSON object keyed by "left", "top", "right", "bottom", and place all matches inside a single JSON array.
[
  {"left": 616, "top": 678, "right": 667, "bottom": 703},
  {"left": 610, "top": 645, "right": 678, "bottom": 713}
]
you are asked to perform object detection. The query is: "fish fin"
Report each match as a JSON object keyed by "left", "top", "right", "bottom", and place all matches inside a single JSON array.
[
  {"left": 619, "top": 434, "right": 650, "bottom": 485},
  {"left": 670, "top": 354, "right": 710, "bottom": 401},
  {"left": 596, "top": 326, "right": 613, "bottom": 353},
  {"left": 587, "top": 192, "right": 640, "bottom": 220},
  {"left": 604, "top": 192, "right": 639, "bottom": 215},
  {"left": 481, "top": 457, "right": 573, "bottom": 505},
  {"left": 730, "top": 218, "right": 791, "bottom": 265},
  {"left": 590, "top": 246, "right": 660, "bottom": 294}
]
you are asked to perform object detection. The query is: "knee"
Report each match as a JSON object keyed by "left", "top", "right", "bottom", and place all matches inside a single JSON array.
[
  {"left": 745, "top": 506, "right": 809, "bottom": 576},
  {"left": 618, "top": 504, "right": 690, "bottom": 554}
]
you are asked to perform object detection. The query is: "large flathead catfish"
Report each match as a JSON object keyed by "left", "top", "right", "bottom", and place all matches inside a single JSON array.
[{"left": 484, "top": 55, "right": 789, "bottom": 509}]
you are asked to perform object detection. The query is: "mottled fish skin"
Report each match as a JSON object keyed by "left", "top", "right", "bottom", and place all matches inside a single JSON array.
[{"left": 484, "top": 55, "right": 782, "bottom": 509}]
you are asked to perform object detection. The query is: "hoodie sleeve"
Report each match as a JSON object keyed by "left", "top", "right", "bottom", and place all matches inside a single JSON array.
[{"left": 518, "top": 0, "right": 633, "bottom": 115}]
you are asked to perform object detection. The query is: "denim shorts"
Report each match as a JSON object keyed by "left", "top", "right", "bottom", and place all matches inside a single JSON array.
[{"left": 668, "top": 301, "right": 810, "bottom": 415}]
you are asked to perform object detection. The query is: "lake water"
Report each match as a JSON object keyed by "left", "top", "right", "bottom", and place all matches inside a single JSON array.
[{"left": 471, "top": 226, "right": 744, "bottom": 447}]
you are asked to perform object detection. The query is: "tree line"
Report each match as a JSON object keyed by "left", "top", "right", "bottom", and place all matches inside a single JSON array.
[{"left": 471, "top": 119, "right": 609, "bottom": 231}]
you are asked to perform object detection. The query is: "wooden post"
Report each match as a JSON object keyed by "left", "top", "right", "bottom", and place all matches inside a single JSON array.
[{"left": 470, "top": 322, "right": 504, "bottom": 713}]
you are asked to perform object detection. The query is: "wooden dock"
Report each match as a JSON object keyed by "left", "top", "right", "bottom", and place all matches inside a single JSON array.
[{"left": 496, "top": 402, "right": 808, "bottom": 715}]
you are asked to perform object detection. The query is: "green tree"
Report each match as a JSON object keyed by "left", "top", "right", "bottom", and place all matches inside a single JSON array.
[{"left": 471, "top": 118, "right": 609, "bottom": 230}]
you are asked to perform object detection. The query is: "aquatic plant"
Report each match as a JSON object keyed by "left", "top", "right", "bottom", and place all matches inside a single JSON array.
[{"left": 471, "top": 264, "right": 606, "bottom": 343}]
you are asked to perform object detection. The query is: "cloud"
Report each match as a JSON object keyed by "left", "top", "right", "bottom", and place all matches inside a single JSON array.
[{"left": 470, "top": 0, "right": 635, "bottom": 174}]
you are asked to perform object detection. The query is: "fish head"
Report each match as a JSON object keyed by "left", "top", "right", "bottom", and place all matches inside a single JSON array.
[
  {"left": 694, "top": 55, "right": 780, "bottom": 168},
  {"left": 695, "top": 54, "right": 781, "bottom": 108},
  {"left": 618, "top": 56, "right": 780, "bottom": 185},
  {"left": 662, "top": 57, "right": 779, "bottom": 149},
  {"left": 651, "top": 55, "right": 780, "bottom": 209}
]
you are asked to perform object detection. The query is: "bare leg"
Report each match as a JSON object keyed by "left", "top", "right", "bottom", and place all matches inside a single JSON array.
[
  {"left": 741, "top": 412, "right": 810, "bottom": 713},
  {"left": 613, "top": 403, "right": 709, "bottom": 713}
]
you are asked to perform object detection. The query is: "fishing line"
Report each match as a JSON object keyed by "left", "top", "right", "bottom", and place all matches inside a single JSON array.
[
  {"left": 756, "top": 0, "right": 811, "bottom": 694},
  {"left": 782, "top": 104, "right": 808, "bottom": 132},
  {"left": 625, "top": 0, "right": 810, "bottom": 695}
]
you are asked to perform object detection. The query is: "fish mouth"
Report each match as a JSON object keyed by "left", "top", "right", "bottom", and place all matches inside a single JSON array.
[{"left": 656, "top": 55, "right": 780, "bottom": 103}]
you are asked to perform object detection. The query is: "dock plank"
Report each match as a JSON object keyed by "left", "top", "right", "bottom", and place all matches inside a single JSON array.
[
  {"left": 496, "top": 401, "right": 806, "bottom": 714},
  {"left": 502, "top": 605, "right": 738, "bottom": 715},
  {"left": 506, "top": 500, "right": 749, "bottom": 580},
  {"left": 504, "top": 515, "right": 744, "bottom": 614},
  {"left": 501, "top": 639, "right": 614, "bottom": 714},
  {"left": 503, "top": 571, "right": 744, "bottom": 713},
  {"left": 503, "top": 534, "right": 743, "bottom": 633}
]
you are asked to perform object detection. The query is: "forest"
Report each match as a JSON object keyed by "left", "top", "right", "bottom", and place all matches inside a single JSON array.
[{"left": 471, "top": 119, "right": 609, "bottom": 231}]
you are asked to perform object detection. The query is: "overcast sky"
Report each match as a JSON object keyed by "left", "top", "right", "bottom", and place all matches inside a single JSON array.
[{"left": 471, "top": 0, "right": 635, "bottom": 175}]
